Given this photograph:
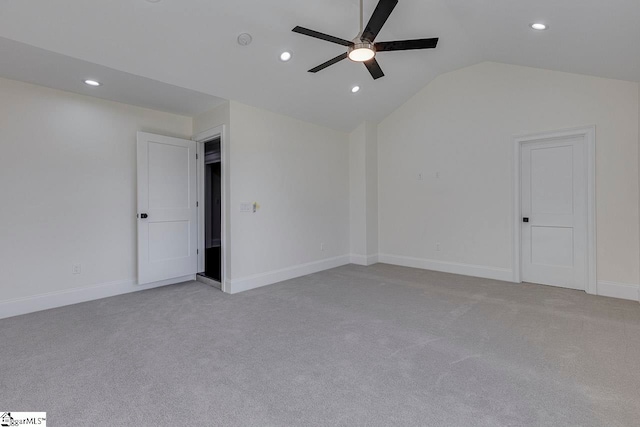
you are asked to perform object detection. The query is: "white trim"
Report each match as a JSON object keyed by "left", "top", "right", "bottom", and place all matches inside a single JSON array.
[
  {"left": 227, "top": 255, "right": 351, "bottom": 294},
  {"left": 350, "top": 254, "right": 379, "bottom": 266},
  {"left": 596, "top": 281, "right": 640, "bottom": 302},
  {"left": 512, "top": 126, "right": 597, "bottom": 294},
  {"left": 378, "top": 254, "right": 513, "bottom": 282},
  {"left": 193, "top": 125, "right": 224, "bottom": 144},
  {"left": 194, "top": 125, "right": 229, "bottom": 293},
  {"left": 197, "top": 142, "right": 205, "bottom": 272},
  {"left": 0, "top": 275, "right": 195, "bottom": 320}
]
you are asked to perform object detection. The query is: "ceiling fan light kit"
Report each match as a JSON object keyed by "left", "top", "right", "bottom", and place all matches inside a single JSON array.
[
  {"left": 348, "top": 42, "right": 375, "bottom": 62},
  {"left": 292, "top": 0, "right": 439, "bottom": 80}
]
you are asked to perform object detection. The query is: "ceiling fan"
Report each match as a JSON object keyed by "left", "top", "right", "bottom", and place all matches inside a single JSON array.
[{"left": 292, "top": 0, "right": 439, "bottom": 80}]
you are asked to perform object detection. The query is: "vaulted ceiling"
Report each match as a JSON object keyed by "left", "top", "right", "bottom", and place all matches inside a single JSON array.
[{"left": 0, "top": 0, "right": 638, "bottom": 131}]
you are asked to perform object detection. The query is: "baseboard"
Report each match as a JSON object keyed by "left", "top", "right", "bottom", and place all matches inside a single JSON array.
[
  {"left": 227, "top": 255, "right": 351, "bottom": 294},
  {"left": 378, "top": 253, "right": 513, "bottom": 282},
  {"left": 5, "top": 266, "right": 635, "bottom": 322},
  {"left": 350, "top": 253, "right": 379, "bottom": 266},
  {"left": 0, "top": 274, "right": 196, "bottom": 320},
  {"left": 597, "top": 281, "right": 640, "bottom": 302}
]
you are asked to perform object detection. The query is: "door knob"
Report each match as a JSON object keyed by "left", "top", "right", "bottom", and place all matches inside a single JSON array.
[
  {"left": 140, "top": 213, "right": 148, "bottom": 219},
  {"left": 523, "top": 217, "right": 529, "bottom": 223}
]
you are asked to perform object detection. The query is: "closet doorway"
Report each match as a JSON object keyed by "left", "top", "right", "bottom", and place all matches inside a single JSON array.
[
  {"left": 195, "top": 124, "right": 227, "bottom": 292},
  {"left": 200, "top": 137, "right": 222, "bottom": 283}
]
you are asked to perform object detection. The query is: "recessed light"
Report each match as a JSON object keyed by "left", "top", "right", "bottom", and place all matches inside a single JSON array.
[
  {"left": 351, "top": 86, "right": 360, "bottom": 93},
  {"left": 530, "top": 23, "right": 547, "bottom": 31},
  {"left": 280, "top": 51, "right": 292, "bottom": 62},
  {"left": 84, "top": 80, "right": 101, "bottom": 87}
]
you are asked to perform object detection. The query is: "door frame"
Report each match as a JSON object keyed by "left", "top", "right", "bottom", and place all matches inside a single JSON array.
[
  {"left": 512, "top": 126, "right": 597, "bottom": 295},
  {"left": 193, "top": 124, "right": 229, "bottom": 292}
]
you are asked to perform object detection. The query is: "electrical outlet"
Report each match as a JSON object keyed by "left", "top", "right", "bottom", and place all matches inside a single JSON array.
[
  {"left": 320, "top": 243, "right": 325, "bottom": 251},
  {"left": 72, "top": 264, "right": 81, "bottom": 275},
  {"left": 417, "top": 173, "right": 423, "bottom": 181},
  {"left": 436, "top": 242, "right": 441, "bottom": 252}
]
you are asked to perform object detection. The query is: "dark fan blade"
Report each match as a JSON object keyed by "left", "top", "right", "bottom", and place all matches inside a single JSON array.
[
  {"left": 362, "top": 0, "right": 398, "bottom": 42},
  {"left": 375, "top": 38, "right": 439, "bottom": 52},
  {"left": 364, "top": 58, "right": 385, "bottom": 80},
  {"left": 309, "top": 53, "right": 349, "bottom": 73},
  {"left": 292, "top": 26, "right": 353, "bottom": 47}
]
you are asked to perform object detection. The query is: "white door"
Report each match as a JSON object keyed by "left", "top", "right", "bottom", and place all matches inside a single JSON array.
[
  {"left": 521, "top": 136, "right": 587, "bottom": 290},
  {"left": 137, "top": 132, "right": 198, "bottom": 284}
]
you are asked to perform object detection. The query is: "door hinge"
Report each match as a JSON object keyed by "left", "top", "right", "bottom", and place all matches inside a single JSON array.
[
  {"left": 197, "top": 201, "right": 199, "bottom": 207},
  {"left": 197, "top": 249, "right": 199, "bottom": 254},
  {"left": 196, "top": 153, "right": 199, "bottom": 159}
]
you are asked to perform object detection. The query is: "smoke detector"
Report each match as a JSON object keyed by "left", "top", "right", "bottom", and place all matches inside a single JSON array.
[{"left": 237, "top": 33, "right": 253, "bottom": 46}]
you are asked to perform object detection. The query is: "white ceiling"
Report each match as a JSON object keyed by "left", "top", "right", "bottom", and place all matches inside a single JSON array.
[
  {"left": 0, "top": 37, "right": 226, "bottom": 117},
  {"left": 0, "top": 0, "right": 638, "bottom": 131}
]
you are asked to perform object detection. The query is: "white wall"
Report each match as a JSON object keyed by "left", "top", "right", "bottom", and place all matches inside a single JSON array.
[
  {"left": 195, "top": 101, "right": 350, "bottom": 292},
  {"left": 3, "top": 61, "right": 638, "bottom": 316},
  {"left": 349, "top": 121, "right": 379, "bottom": 265},
  {"left": 0, "top": 77, "right": 192, "bottom": 315},
  {"left": 378, "top": 62, "right": 640, "bottom": 288},
  {"left": 193, "top": 102, "right": 229, "bottom": 136},
  {"left": 365, "top": 122, "right": 379, "bottom": 257},
  {"left": 0, "top": 79, "right": 349, "bottom": 314},
  {"left": 349, "top": 123, "right": 367, "bottom": 257}
]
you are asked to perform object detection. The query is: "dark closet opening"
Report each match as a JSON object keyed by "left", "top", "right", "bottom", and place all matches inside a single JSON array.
[{"left": 203, "top": 138, "right": 221, "bottom": 282}]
